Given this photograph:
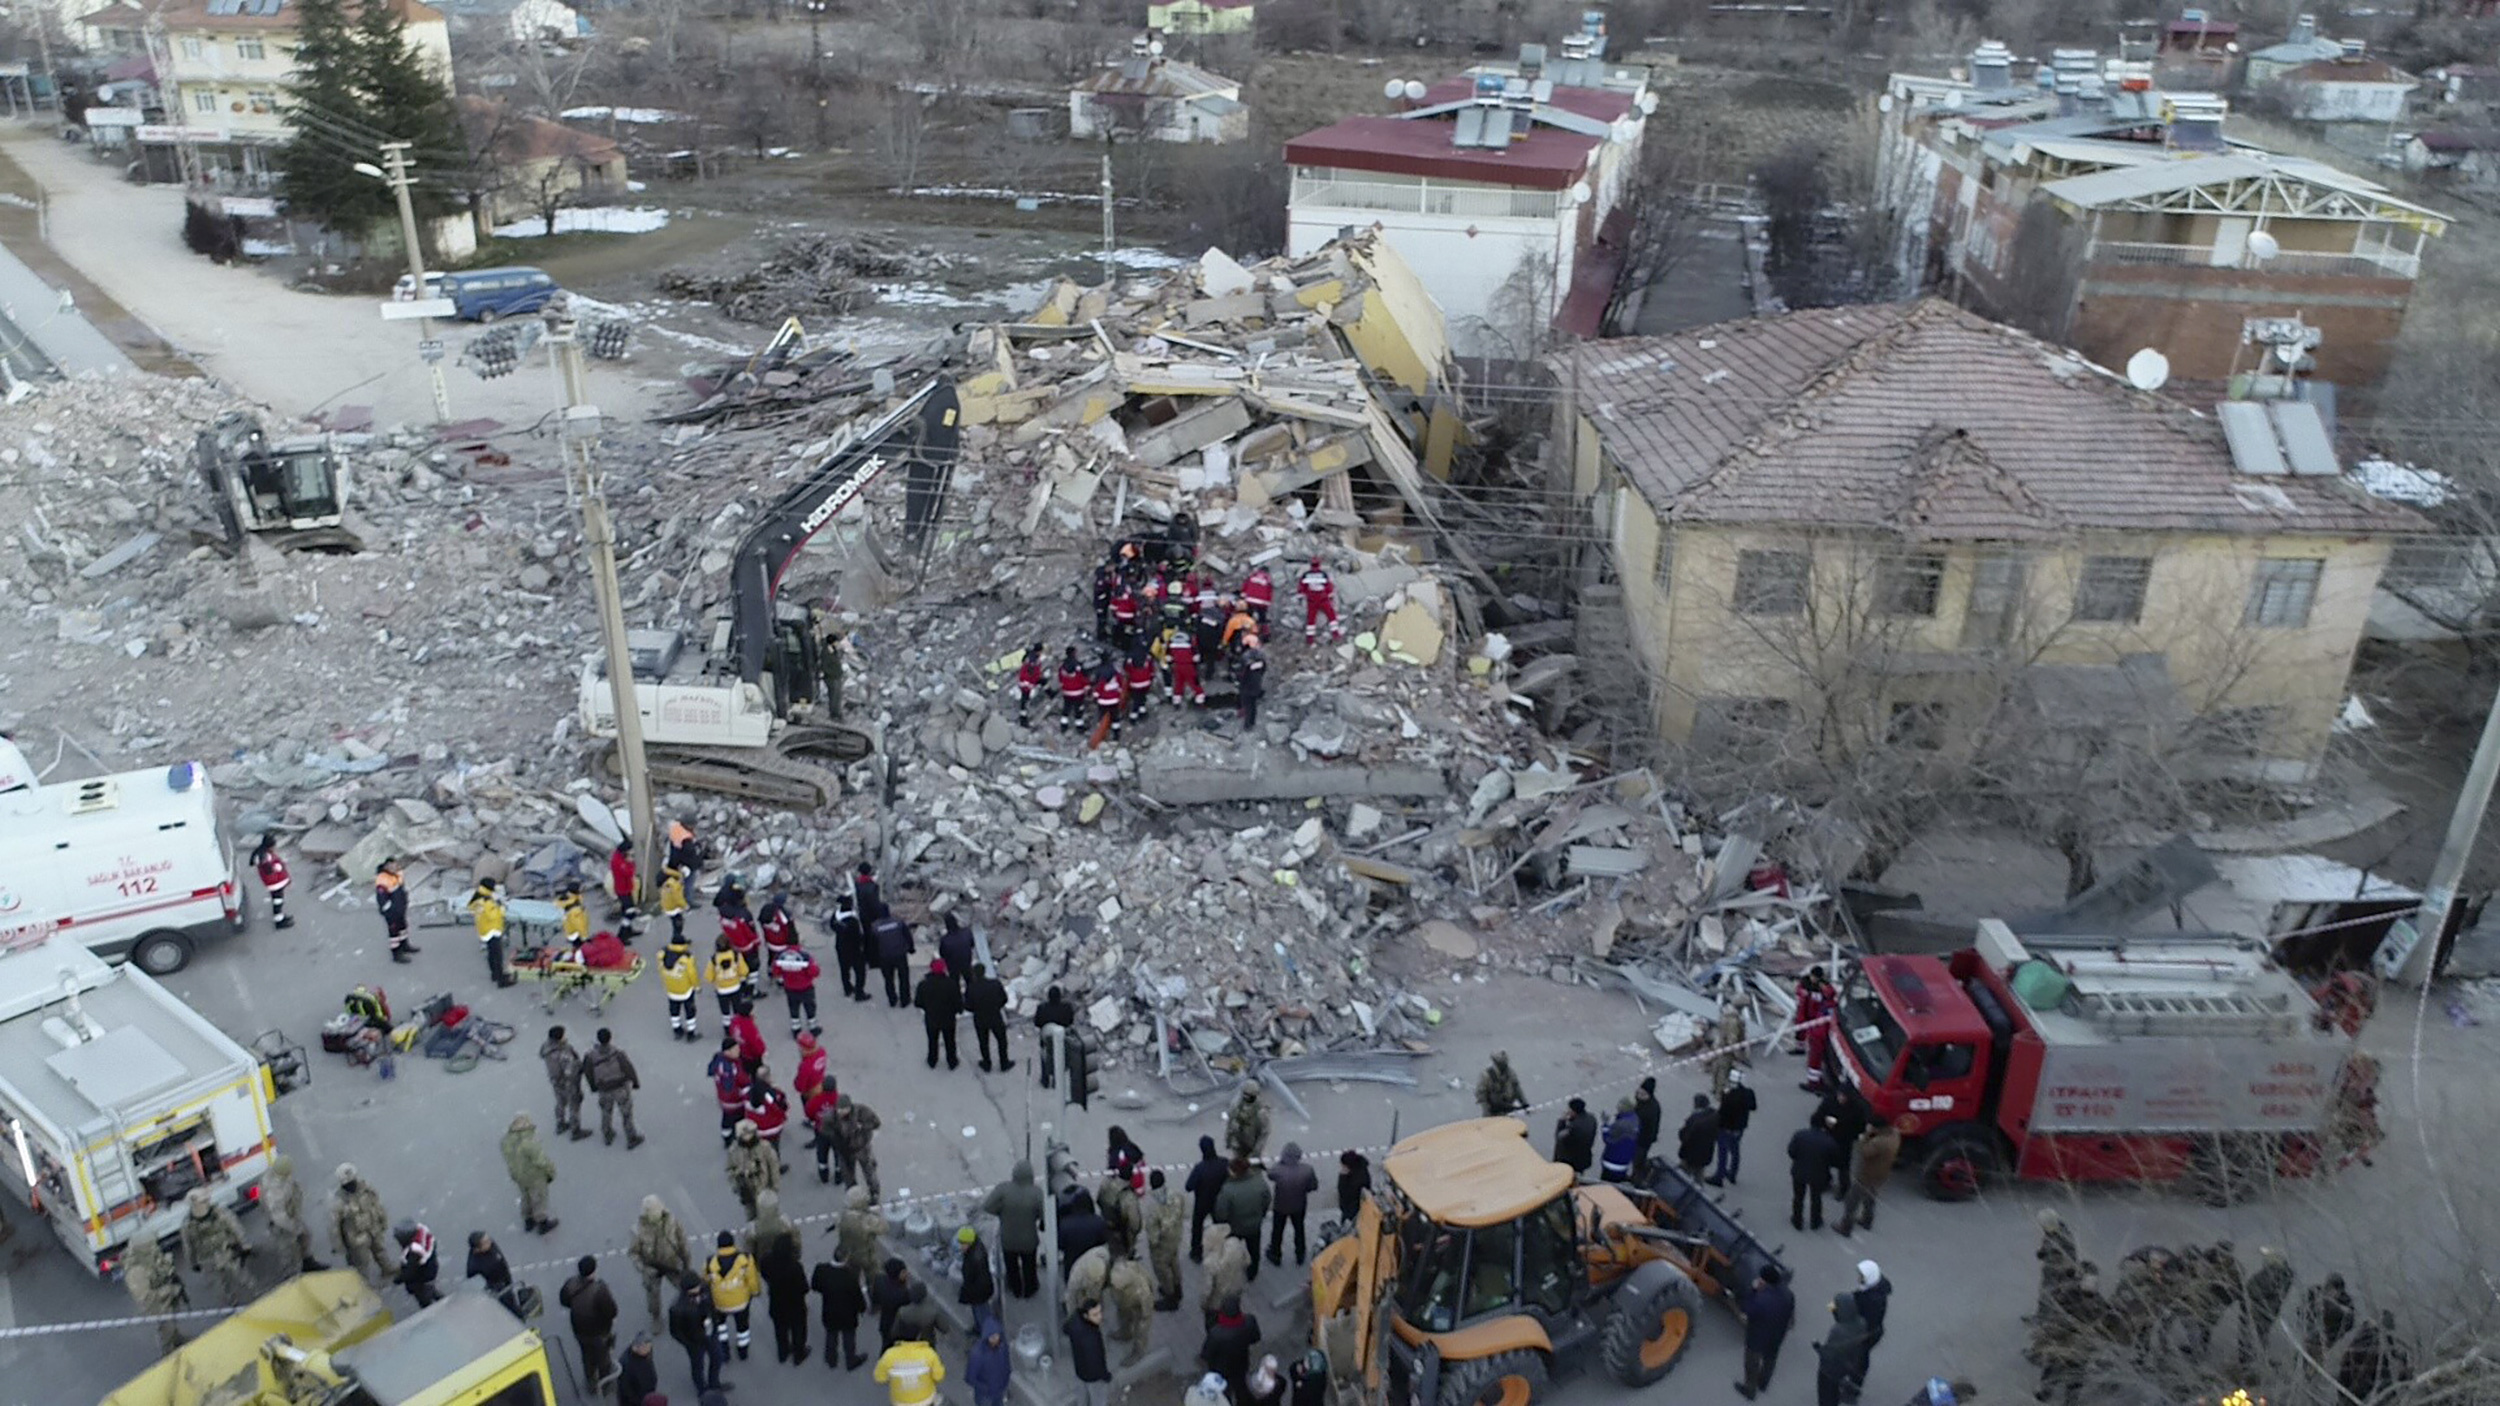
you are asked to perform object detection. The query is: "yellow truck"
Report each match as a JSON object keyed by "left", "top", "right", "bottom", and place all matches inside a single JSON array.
[{"left": 102, "top": 1271, "right": 557, "bottom": 1406}]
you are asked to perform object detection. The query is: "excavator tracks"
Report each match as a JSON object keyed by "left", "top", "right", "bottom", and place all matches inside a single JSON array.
[{"left": 606, "top": 724, "right": 876, "bottom": 810}]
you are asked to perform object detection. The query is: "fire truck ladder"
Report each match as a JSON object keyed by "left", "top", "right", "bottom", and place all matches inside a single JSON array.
[{"left": 2074, "top": 987, "right": 2304, "bottom": 1038}]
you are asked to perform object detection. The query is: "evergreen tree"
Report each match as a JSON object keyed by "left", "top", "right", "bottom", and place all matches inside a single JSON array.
[
  {"left": 351, "top": 0, "right": 463, "bottom": 218},
  {"left": 273, "top": 0, "right": 462, "bottom": 233}
]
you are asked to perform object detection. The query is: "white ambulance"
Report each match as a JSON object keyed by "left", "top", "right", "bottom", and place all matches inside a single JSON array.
[{"left": 0, "top": 739, "right": 248, "bottom": 975}]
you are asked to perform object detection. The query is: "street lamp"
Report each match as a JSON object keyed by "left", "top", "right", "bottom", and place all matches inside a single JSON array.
[{"left": 806, "top": 0, "right": 829, "bottom": 148}]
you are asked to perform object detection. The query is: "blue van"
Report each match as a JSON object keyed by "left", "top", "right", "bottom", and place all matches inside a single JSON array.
[{"left": 445, "top": 266, "right": 560, "bottom": 322}]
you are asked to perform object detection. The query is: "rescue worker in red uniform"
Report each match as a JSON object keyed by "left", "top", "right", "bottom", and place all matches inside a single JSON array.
[
  {"left": 792, "top": 1029, "right": 830, "bottom": 1103},
  {"left": 760, "top": 894, "right": 799, "bottom": 970},
  {"left": 1015, "top": 644, "right": 1047, "bottom": 728},
  {"left": 1167, "top": 627, "right": 1205, "bottom": 705},
  {"left": 723, "top": 911, "right": 765, "bottom": 1002},
  {"left": 745, "top": 1068, "right": 791, "bottom": 1156},
  {"left": 1242, "top": 566, "right": 1275, "bottom": 630},
  {"left": 1058, "top": 647, "right": 1091, "bottom": 731},
  {"left": 1109, "top": 581, "right": 1142, "bottom": 649},
  {"left": 1093, "top": 666, "right": 1128, "bottom": 744},
  {"left": 708, "top": 1036, "right": 752, "bottom": 1146},
  {"left": 1122, "top": 648, "right": 1156, "bottom": 723},
  {"left": 608, "top": 839, "right": 638, "bottom": 936},
  {"left": 774, "top": 942, "right": 822, "bottom": 1038},
  {"left": 1298, "top": 558, "right": 1344, "bottom": 644},
  {"left": 253, "top": 833, "right": 294, "bottom": 929}
]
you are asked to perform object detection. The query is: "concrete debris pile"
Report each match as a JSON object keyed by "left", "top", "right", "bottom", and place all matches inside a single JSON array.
[
  {"left": 657, "top": 235, "right": 919, "bottom": 324},
  {"left": 0, "top": 372, "right": 649, "bottom": 921}
]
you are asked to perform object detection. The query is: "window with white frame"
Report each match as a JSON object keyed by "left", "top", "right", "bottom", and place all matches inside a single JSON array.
[
  {"left": 192, "top": 89, "right": 217, "bottom": 112},
  {"left": 180, "top": 36, "right": 205, "bottom": 58},
  {"left": 2244, "top": 558, "right": 2324, "bottom": 629},
  {"left": 1874, "top": 554, "right": 1944, "bottom": 618},
  {"left": 2074, "top": 555, "right": 2153, "bottom": 624},
  {"left": 1733, "top": 549, "right": 1810, "bottom": 617},
  {"left": 236, "top": 36, "right": 265, "bottom": 58}
]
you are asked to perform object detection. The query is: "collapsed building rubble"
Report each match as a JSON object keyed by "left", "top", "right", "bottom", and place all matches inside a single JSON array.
[
  {"left": 0, "top": 231, "right": 1792, "bottom": 1081},
  {"left": 656, "top": 235, "right": 919, "bottom": 325}
]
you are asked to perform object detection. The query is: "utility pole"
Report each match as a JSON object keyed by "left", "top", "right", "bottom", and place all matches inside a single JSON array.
[
  {"left": 806, "top": 0, "right": 828, "bottom": 148},
  {"left": 377, "top": 141, "right": 452, "bottom": 423},
  {"left": 549, "top": 320, "right": 657, "bottom": 910},
  {"left": 1099, "top": 150, "right": 1115, "bottom": 282},
  {"left": 2395, "top": 682, "right": 2500, "bottom": 986}
]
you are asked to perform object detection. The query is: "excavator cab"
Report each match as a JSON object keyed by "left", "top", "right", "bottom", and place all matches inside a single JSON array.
[{"left": 196, "top": 411, "right": 359, "bottom": 552}]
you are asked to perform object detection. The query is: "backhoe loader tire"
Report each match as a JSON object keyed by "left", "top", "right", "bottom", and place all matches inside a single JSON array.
[
  {"left": 1601, "top": 1266, "right": 1705, "bottom": 1386},
  {"left": 1436, "top": 1348, "right": 1549, "bottom": 1406}
]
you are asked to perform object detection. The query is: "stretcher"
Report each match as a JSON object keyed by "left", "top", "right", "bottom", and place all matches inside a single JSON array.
[{"left": 509, "top": 934, "right": 643, "bottom": 1014}]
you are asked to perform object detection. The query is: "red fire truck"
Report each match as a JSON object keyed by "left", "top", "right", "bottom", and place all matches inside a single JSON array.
[{"left": 1825, "top": 920, "right": 2350, "bottom": 1204}]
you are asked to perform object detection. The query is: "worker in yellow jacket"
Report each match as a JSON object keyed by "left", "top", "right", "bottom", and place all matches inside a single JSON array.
[
  {"left": 709, "top": 940, "right": 752, "bottom": 1024},
  {"left": 556, "top": 883, "right": 590, "bottom": 953},
  {"left": 874, "top": 1336, "right": 945, "bottom": 1405},
  {"left": 659, "top": 866, "right": 691, "bottom": 940},
  {"left": 470, "top": 879, "right": 514, "bottom": 988},
  {"left": 703, "top": 1229, "right": 761, "bottom": 1360},
  {"left": 658, "top": 935, "right": 701, "bottom": 1043}
]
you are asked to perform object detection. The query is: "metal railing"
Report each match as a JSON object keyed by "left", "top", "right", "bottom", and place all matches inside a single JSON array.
[
  {"left": 1290, "top": 174, "right": 1560, "bottom": 221},
  {"left": 2085, "top": 238, "right": 2420, "bottom": 278}
]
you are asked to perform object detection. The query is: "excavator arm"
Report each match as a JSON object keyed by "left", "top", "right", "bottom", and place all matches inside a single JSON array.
[{"left": 725, "top": 380, "right": 961, "bottom": 686}]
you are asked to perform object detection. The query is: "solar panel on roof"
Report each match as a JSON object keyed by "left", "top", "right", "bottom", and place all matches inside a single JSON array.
[
  {"left": 2216, "top": 401, "right": 2287, "bottom": 476},
  {"left": 1453, "top": 107, "right": 1487, "bottom": 149},
  {"left": 2269, "top": 401, "right": 2337, "bottom": 476},
  {"left": 1481, "top": 109, "right": 1515, "bottom": 145},
  {"left": 206, "top": 0, "right": 241, "bottom": 13}
]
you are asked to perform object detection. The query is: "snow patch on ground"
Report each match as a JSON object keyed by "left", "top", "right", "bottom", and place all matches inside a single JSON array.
[
  {"left": 493, "top": 206, "right": 672, "bottom": 237},
  {"left": 560, "top": 105, "right": 690, "bottom": 124}
]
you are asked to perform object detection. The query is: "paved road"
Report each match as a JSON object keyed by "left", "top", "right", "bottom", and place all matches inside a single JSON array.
[
  {"left": 4, "top": 838, "right": 2495, "bottom": 1406},
  {"left": 0, "top": 122, "right": 667, "bottom": 429}
]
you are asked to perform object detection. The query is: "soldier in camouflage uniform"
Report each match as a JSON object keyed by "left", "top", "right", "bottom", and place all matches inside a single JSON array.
[
  {"left": 837, "top": 1096, "right": 883, "bottom": 1201},
  {"left": 1475, "top": 1052, "right": 1527, "bottom": 1117},
  {"left": 539, "top": 1026, "right": 591, "bottom": 1142},
  {"left": 331, "top": 1164, "right": 393, "bottom": 1288},
  {"left": 1068, "top": 1243, "right": 1111, "bottom": 1309},
  {"left": 501, "top": 1113, "right": 559, "bottom": 1234},
  {"left": 261, "top": 1155, "right": 322, "bottom": 1273},
  {"left": 2239, "top": 1246, "right": 2296, "bottom": 1372},
  {"left": 181, "top": 1187, "right": 254, "bottom": 1305},
  {"left": 628, "top": 1195, "right": 692, "bottom": 1329},
  {"left": 1224, "top": 1087, "right": 1270, "bottom": 1162},
  {"left": 835, "top": 1184, "right": 887, "bottom": 1274},
  {"left": 123, "top": 1231, "right": 190, "bottom": 1354},
  {"left": 2035, "top": 1209, "right": 2080, "bottom": 1322},
  {"left": 1098, "top": 1173, "right": 1144, "bottom": 1262},
  {"left": 1200, "top": 1225, "right": 1250, "bottom": 1327},
  {"left": 1144, "top": 1169, "right": 1187, "bottom": 1311},
  {"left": 2030, "top": 1262, "right": 2115, "bottom": 1405},
  {"left": 1106, "top": 1256, "right": 1156, "bottom": 1365},
  {"left": 727, "top": 1119, "right": 780, "bottom": 1219},
  {"left": 1707, "top": 1001, "right": 1749, "bottom": 1096}
]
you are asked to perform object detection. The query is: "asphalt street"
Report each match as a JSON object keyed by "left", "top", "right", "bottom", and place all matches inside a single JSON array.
[{"left": 6, "top": 873, "right": 2499, "bottom": 1406}]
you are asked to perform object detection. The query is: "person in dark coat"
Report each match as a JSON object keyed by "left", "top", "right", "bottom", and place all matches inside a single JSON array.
[
  {"left": 1264, "top": 1143, "right": 1321, "bottom": 1267},
  {"left": 667, "top": 1273, "right": 721, "bottom": 1393},
  {"left": 1854, "top": 1259, "right": 1892, "bottom": 1364},
  {"left": 1185, "top": 1135, "right": 1228, "bottom": 1261},
  {"left": 561, "top": 1255, "right": 621, "bottom": 1390},
  {"left": 870, "top": 1258, "right": 913, "bottom": 1349},
  {"left": 1814, "top": 1295, "right": 1872, "bottom": 1406},
  {"left": 760, "top": 1228, "right": 811, "bottom": 1364},
  {"left": 1057, "top": 1188, "right": 1108, "bottom": 1277},
  {"left": 1066, "top": 1301, "right": 1114, "bottom": 1406},
  {"left": 1200, "top": 1294, "right": 1264, "bottom": 1402},
  {"left": 870, "top": 911, "right": 914, "bottom": 1007},
  {"left": 466, "top": 1231, "right": 525, "bottom": 1319},
  {"left": 966, "top": 1310, "right": 1013, "bottom": 1406},
  {"left": 1816, "top": 1087, "right": 1871, "bottom": 1196},
  {"left": 1553, "top": 1097, "right": 1598, "bottom": 1177},
  {"left": 914, "top": 960, "right": 961, "bottom": 1070},
  {"left": 956, "top": 1226, "right": 997, "bottom": 1309},
  {"left": 1336, "top": 1149, "right": 1372, "bottom": 1226},
  {"left": 1789, "top": 1115, "right": 1843, "bottom": 1232},
  {"left": 2338, "top": 1310, "right": 2411, "bottom": 1402},
  {"left": 1034, "top": 985, "right": 1078, "bottom": 1089},
  {"left": 810, "top": 1251, "right": 869, "bottom": 1370},
  {"left": 1712, "top": 1068, "right": 1759, "bottom": 1185},
  {"left": 1676, "top": 1093, "right": 1721, "bottom": 1179},
  {"left": 615, "top": 1333, "right": 661, "bottom": 1406},
  {"left": 966, "top": 964, "right": 1015, "bottom": 1072},
  {"left": 1735, "top": 1265, "right": 1796, "bottom": 1399},
  {"left": 831, "top": 895, "right": 871, "bottom": 1002},
  {"left": 1632, "top": 1077, "right": 1665, "bottom": 1171},
  {"left": 936, "top": 916, "right": 976, "bottom": 999}
]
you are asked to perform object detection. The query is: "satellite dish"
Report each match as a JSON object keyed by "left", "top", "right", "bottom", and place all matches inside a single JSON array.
[
  {"left": 1878, "top": 93, "right": 1896, "bottom": 112},
  {"left": 1637, "top": 90, "right": 1659, "bottom": 114},
  {"left": 2246, "top": 229, "right": 2280, "bottom": 261},
  {"left": 2125, "top": 347, "right": 2171, "bottom": 391},
  {"left": 1570, "top": 181, "right": 1593, "bottom": 205},
  {"left": 1384, "top": 78, "right": 1406, "bottom": 100},
  {"left": 1148, "top": 38, "right": 1164, "bottom": 55},
  {"left": 1404, "top": 79, "right": 1427, "bottom": 100}
]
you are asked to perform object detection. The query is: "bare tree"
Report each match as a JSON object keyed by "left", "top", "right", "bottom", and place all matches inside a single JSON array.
[
  {"left": 1604, "top": 115, "right": 1718, "bottom": 332},
  {"left": 879, "top": 90, "right": 932, "bottom": 194}
]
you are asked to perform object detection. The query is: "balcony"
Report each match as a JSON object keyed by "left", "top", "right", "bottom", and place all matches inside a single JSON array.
[
  {"left": 1290, "top": 172, "right": 1559, "bottom": 221},
  {"left": 2086, "top": 238, "right": 2421, "bottom": 279}
]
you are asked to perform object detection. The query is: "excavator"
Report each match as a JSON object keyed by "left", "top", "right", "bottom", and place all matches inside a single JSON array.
[
  {"left": 577, "top": 378, "right": 962, "bottom": 807},
  {"left": 193, "top": 412, "right": 363, "bottom": 555}
]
